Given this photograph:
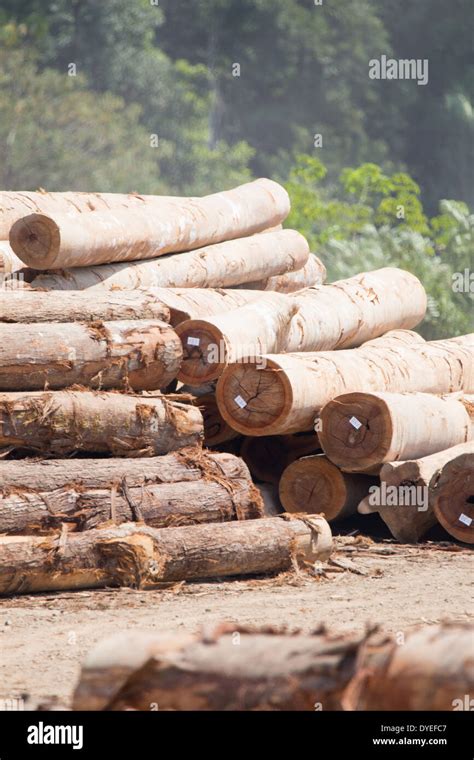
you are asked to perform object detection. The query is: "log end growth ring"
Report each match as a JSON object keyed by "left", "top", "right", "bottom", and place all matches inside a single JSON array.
[
  {"left": 10, "top": 213, "right": 60, "bottom": 269},
  {"left": 433, "top": 453, "right": 474, "bottom": 544},
  {"left": 176, "top": 321, "right": 229, "bottom": 385},
  {"left": 279, "top": 456, "right": 346, "bottom": 520}
]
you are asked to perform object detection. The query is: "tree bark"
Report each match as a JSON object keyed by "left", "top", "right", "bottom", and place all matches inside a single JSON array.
[
  {"left": 279, "top": 454, "right": 377, "bottom": 522},
  {"left": 0, "top": 514, "right": 332, "bottom": 595},
  {"left": 73, "top": 624, "right": 363, "bottom": 711},
  {"left": 9, "top": 179, "right": 290, "bottom": 269},
  {"left": 358, "top": 442, "right": 474, "bottom": 543},
  {"left": 241, "top": 433, "right": 320, "bottom": 484},
  {"left": 215, "top": 331, "right": 474, "bottom": 436},
  {"left": 176, "top": 268, "right": 427, "bottom": 384},
  {"left": 431, "top": 448, "right": 474, "bottom": 543},
  {"left": 236, "top": 254, "right": 326, "bottom": 292},
  {"left": 17, "top": 229, "right": 308, "bottom": 291},
  {"left": 0, "top": 320, "right": 182, "bottom": 391},
  {"left": 0, "top": 450, "right": 263, "bottom": 534},
  {"left": 0, "top": 390, "right": 203, "bottom": 456},
  {"left": 319, "top": 391, "right": 474, "bottom": 472},
  {"left": 0, "top": 241, "right": 23, "bottom": 274},
  {"left": 0, "top": 290, "right": 169, "bottom": 323}
]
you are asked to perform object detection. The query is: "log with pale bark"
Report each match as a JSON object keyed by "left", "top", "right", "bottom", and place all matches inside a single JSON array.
[
  {"left": 240, "top": 433, "right": 320, "bottom": 484},
  {"left": 0, "top": 290, "right": 169, "bottom": 323},
  {"left": 216, "top": 331, "right": 474, "bottom": 436},
  {"left": 0, "top": 450, "right": 263, "bottom": 534},
  {"left": 17, "top": 229, "right": 309, "bottom": 291},
  {"left": 431, "top": 447, "right": 474, "bottom": 543},
  {"left": 0, "top": 514, "right": 332, "bottom": 595},
  {"left": 176, "top": 268, "right": 427, "bottom": 384},
  {"left": 358, "top": 442, "right": 474, "bottom": 543},
  {"left": 279, "top": 454, "right": 377, "bottom": 522},
  {"left": 0, "top": 241, "right": 23, "bottom": 274},
  {"left": 10, "top": 179, "right": 290, "bottom": 269},
  {"left": 0, "top": 390, "right": 202, "bottom": 456},
  {"left": 73, "top": 624, "right": 363, "bottom": 711},
  {"left": 236, "top": 254, "right": 326, "bottom": 292},
  {"left": 319, "top": 391, "right": 474, "bottom": 473},
  {"left": 344, "top": 622, "right": 474, "bottom": 710},
  {"left": 0, "top": 320, "right": 182, "bottom": 391}
]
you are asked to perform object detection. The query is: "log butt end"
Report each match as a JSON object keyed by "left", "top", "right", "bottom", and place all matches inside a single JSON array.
[
  {"left": 279, "top": 455, "right": 347, "bottom": 521},
  {"left": 432, "top": 453, "right": 474, "bottom": 543},
  {"left": 10, "top": 213, "right": 60, "bottom": 269},
  {"left": 176, "top": 321, "right": 229, "bottom": 385}
]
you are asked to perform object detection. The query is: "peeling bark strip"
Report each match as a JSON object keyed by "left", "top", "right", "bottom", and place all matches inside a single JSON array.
[
  {"left": 0, "top": 450, "right": 263, "bottom": 534},
  {"left": 216, "top": 331, "right": 474, "bottom": 436},
  {"left": 319, "top": 391, "right": 474, "bottom": 473},
  {"left": 0, "top": 390, "right": 203, "bottom": 456},
  {"left": 279, "top": 455, "right": 377, "bottom": 522},
  {"left": 0, "top": 320, "right": 182, "bottom": 391},
  {"left": 73, "top": 625, "right": 362, "bottom": 711},
  {"left": 241, "top": 433, "right": 320, "bottom": 485},
  {"left": 10, "top": 179, "right": 290, "bottom": 269},
  {"left": 236, "top": 254, "right": 326, "bottom": 292},
  {"left": 0, "top": 515, "right": 332, "bottom": 595},
  {"left": 358, "top": 442, "right": 474, "bottom": 543},
  {"left": 431, "top": 448, "right": 474, "bottom": 544},
  {"left": 177, "top": 268, "right": 427, "bottom": 384},
  {"left": 19, "top": 229, "right": 309, "bottom": 291},
  {"left": 0, "top": 290, "right": 169, "bottom": 323}
]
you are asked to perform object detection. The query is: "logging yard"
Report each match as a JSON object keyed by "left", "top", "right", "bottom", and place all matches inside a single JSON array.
[{"left": 0, "top": 180, "right": 472, "bottom": 711}]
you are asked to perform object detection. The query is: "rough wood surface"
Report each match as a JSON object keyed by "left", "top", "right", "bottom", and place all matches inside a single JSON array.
[
  {"left": 236, "top": 254, "right": 326, "bottom": 292},
  {"left": 0, "top": 290, "right": 169, "bottom": 323},
  {"left": 0, "top": 514, "right": 333, "bottom": 595},
  {"left": 0, "top": 450, "right": 263, "bottom": 534},
  {"left": 10, "top": 179, "right": 290, "bottom": 269},
  {"left": 0, "top": 390, "right": 203, "bottom": 456},
  {"left": 431, "top": 449, "right": 474, "bottom": 543},
  {"left": 0, "top": 320, "right": 182, "bottom": 391},
  {"left": 216, "top": 331, "right": 474, "bottom": 436}
]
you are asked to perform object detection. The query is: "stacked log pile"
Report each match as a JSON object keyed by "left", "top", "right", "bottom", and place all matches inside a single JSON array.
[{"left": 0, "top": 176, "right": 472, "bottom": 600}]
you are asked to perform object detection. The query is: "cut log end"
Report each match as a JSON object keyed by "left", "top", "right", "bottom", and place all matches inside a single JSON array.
[
  {"left": 176, "top": 321, "right": 229, "bottom": 385},
  {"left": 319, "top": 393, "right": 393, "bottom": 471},
  {"left": 10, "top": 213, "right": 60, "bottom": 269},
  {"left": 432, "top": 452, "right": 474, "bottom": 543},
  {"left": 279, "top": 456, "right": 347, "bottom": 520}
]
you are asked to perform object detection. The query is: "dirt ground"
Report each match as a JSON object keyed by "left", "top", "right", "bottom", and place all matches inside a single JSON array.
[{"left": 0, "top": 533, "right": 472, "bottom": 710}]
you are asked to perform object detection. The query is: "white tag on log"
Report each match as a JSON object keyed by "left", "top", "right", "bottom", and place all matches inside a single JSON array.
[
  {"left": 349, "top": 416, "right": 362, "bottom": 430},
  {"left": 234, "top": 395, "right": 247, "bottom": 409},
  {"left": 187, "top": 336, "right": 200, "bottom": 346},
  {"left": 458, "top": 513, "right": 472, "bottom": 527}
]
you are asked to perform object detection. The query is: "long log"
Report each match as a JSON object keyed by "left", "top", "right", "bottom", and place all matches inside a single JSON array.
[
  {"left": 319, "top": 391, "right": 474, "bottom": 473},
  {"left": 73, "top": 625, "right": 362, "bottom": 711},
  {"left": 16, "top": 229, "right": 309, "bottom": 291},
  {"left": 432, "top": 448, "right": 474, "bottom": 543},
  {"left": 237, "top": 254, "right": 326, "bottom": 292},
  {"left": 241, "top": 433, "right": 320, "bottom": 484},
  {"left": 176, "top": 268, "right": 427, "bottom": 384},
  {"left": 0, "top": 290, "right": 169, "bottom": 323},
  {"left": 279, "top": 454, "right": 377, "bottom": 522},
  {"left": 0, "top": 320, "right": 182, "bottom": 391},
  {"left": 0, "top": 390, "right": 203, "bottom": 456},
  {"left": 358, "top": 442, "right": 474, "bottom": 542},
  {"left": 0, "top": 450, "right": 263, "bottom": 534},
  {"left": 9, "top": 179, "right": 290, "bottom": 269},
  {"left": 215, "top": 332, "right": 474, "bottom": 436},
  {"left": 0, "top": 514, "right": 332, "bottom": 595}
]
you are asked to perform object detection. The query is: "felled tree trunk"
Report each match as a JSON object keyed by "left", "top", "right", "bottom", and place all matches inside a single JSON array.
[
  {"left": 10, "top": 179, "right": 290, "bottom": 269},
  {"left": 196, "top": 393, "right": 240, "bottom": 446},
  {"left": 0, "top": 450, "right": 263, "bottom": 534},
  {"left": 18, "top": 229, "right": 308, "bottom": 291},
  {"left": 0, "top": 290, "right": 169, "bottom": 323},
  {"left": 0, "top": 320, "right": 182, "bottom": 391},
  {"left": 431, "top": 448, "right": 474, "bottom": 543},
  {"left": 176, "top": 268, "right": 427, "bottom": 384},
  {"left": 0, "top": 242, "right": 23, "bottom": 274},
  {"left": 215, "top": 332, "right": 474, "bottom": 436},
  {"left": 0, "top": 390, "right": 202, "bottom": 456},
  {"left": 358, "top": 442, "right": 474, "bottom": 543},
  {"left": 0, "top": 514, "right": 332, "bottom": 595},
  {"left": 237, "top": 254, "right": 326, "bottom": 292},
  {"left": 319, "top": 391, "right": 474, "bottom": 473},
  {"left": 344, "top": 622, "right": 474, "bottom": 710},
  {"left": 279, "top": 455, "right": 377, "bottom": 522},
  {"left": 73, "top": 625, "right": 364, "bottom": 711},
  {"left": 240, "top": 433, "right": 320, "bottom": 484}
]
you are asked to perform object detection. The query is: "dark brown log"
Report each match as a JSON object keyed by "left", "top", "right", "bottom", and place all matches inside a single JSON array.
[
  {"left": 240, "top": 433, "right": 320, "bottom": 484},
  {"left": 432, "top": 448, "right": 474, "bottom": 543},
  {"left": 0, "top": 390, "right": 202, "bottom": 456}
]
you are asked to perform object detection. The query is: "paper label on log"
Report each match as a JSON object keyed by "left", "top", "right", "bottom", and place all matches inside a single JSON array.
[
  {"left": 349, "top": 416, "right": 362, "bottom": 430},
  {"left": 458, "top": 513, "right": 472, "bottom": 527},
  {"left": 187, "top": 337, "right": 200, "bottom": 346},
  {"left": 234, "top": 395, "right": 247, "bottom": 409}
]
